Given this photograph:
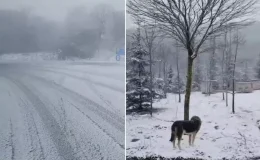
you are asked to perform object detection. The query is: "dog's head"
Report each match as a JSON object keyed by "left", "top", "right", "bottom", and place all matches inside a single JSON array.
[
  {"left": 190, "top": 116, "right": 201, "bottom": 121},
  {"left": 190, "top": 116, "right": 202, "bottom": 128}
]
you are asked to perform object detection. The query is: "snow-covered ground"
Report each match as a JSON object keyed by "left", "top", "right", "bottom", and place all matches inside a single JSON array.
[
  {"left": 0, "top": 60, "right": 125, "bottom": 160},
  {"left": 126, "top": 92, "right": 260, "bottom": 160}
]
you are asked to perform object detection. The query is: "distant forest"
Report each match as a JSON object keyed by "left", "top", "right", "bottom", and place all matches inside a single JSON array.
[{"left": 0, "top": 4, "right": 125, "bottom": 59}]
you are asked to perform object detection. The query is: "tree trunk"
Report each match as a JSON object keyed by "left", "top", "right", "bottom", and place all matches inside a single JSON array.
[
  {"left": 177, "top": 67, "right": 181, "bottom": 103},
  {"left": 176, "top": 41, "right": 181, "bottom": 103},
  {"left": 232, "top": 75, "right": 235, "bottom": 113},
  {"left": 222, "top": 47, "right": 225, "bottom": 100},
  {"left": 222, "top": 53, "right": 225, "bottom": 100},
  {"left": 232, "top": 61, "right": 236, "bottom": 113},
  {"left": 139, "top": 63, "right": 143, "bottom": 110},
  {"left": 163, "top": 61, "right": 167, "bottom": 98},
  {"left": 226, "top": 89, "right": 228, "bottom": 107},
  {"left": 149, "top": 48, "right": 153, "bottom": 117},
  {"left": 139, "top": 94, "right": 142, "bottom": 110},
  {"left": 232, "top": 31, "right": 239, "bottom": 114},
  {"left": 158, "top": 61, "right": 161, "bottom": 78},
  {"left": 163, "top": 62, "right": 166, "bottom": 82},
  {"left": 184, "top": 54, "right": 194, "bottom": 120}
]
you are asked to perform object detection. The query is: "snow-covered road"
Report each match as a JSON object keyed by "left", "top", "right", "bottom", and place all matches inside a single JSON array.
[{"left": 0, "top": 62, "right": 125, "bottom": 160}]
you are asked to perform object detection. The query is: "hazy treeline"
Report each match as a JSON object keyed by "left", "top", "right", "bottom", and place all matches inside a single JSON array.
[
  {"left": 0, "top": 4, "right": 125, "bottom": 59},
  {"left": 126, "top": 24, "right": 260, "bottom": 114}
]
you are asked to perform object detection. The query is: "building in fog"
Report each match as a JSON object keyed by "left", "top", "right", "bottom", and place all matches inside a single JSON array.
[
  {"left": 235, "top": 81, "right": 253, "bottom": 93},
  {"left": 200, "top": 79, "right": 260, "bottom": 94}
]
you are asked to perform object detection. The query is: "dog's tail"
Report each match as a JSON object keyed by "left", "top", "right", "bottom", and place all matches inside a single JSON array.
[
  {"left": 169, "top": 126, "right": 176, "bottom": 142},
  {"left": 169, "top": 132, "right": 175, "bottom": 142}
]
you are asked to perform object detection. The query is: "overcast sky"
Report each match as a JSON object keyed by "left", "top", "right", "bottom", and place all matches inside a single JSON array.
[{"left": 0, "top": 0, "right": 125, "bottom": 22}]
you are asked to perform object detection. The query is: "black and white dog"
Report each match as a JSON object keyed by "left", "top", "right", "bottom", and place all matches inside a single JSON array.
[{"left": 169, "top": 116, "right": 202, "bottom": 149}]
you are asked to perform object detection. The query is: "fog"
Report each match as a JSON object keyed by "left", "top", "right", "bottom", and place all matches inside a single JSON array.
[
  {"left": 0, "top": 0, "right": 125, "bottom": 59},
  {"left": 0, "top": 0, "right": 124, "bottom": 22}
]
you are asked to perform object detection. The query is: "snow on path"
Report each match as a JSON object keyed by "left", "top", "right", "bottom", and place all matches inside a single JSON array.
[
  {"left": 0, "top": 62, "right": 125, "bottom": 160},
  {"left": 126, "top": 93, "right": 260, "bottom": 160}
]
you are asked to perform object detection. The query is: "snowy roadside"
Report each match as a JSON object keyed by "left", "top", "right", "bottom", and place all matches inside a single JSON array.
[
  {"left": 0, "top": 52, "right": 125, "bottom": 64},
  {"left": 126, "top": 92, "right": 260, "bottom": 160}
]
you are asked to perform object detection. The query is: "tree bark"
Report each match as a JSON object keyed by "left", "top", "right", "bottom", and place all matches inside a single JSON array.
[
  {"left": 184, "top": 53, "right": 194, "bottom": 120},
  {"left": 163, "top": 61, "right": 166, "bottom": 85},
  {"left": 139, "top": 63, "right": 143, "bottom": 110},
  {"left": 226, "top": 89, "right": 228, "bottom": 107},
  {"left": 149, "top": 48, "right": 153, "bottom": 117},
  {"left": 232, "top": 75, "right": 235, "bottom": 113},
  {"left": 163, "top": 61, "right": 167, "bottom": 98},
  {"left": 232, "top": 30, "right": 240, "bottom": 114},
  {"left": 176, "top": 41, "right": 181, "bottom": 103},
  {"left": 158, "top": 61, "right": 161, "bottom": 78},
  {"left": 177, "top": 63, "right": 181, "bottom": 103},
  {"left": 222, "top": 47, "right": 225, "bottom": 100}
]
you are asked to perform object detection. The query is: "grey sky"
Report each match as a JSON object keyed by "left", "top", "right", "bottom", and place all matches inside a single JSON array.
[
  {"left": 126, "top": 3, "right": 260, "bottom": 61},
  {"left": 0, "top": 0, "right": 125, "bottom": 22}
]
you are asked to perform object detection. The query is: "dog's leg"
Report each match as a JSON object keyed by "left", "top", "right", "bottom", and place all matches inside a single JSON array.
[
  {"left": 189, "top": 135, "right": 191, "bottom": 146},
  {"left": 170, "top": 126, "right": 177, "bottom": 149},
  {"left": 173, "top": 127, "right": 178, "bottom": 149},
  {"left": 170, "top": 132, "right": 176, "bottom": 149},
  {"left": 191, "top": 132, "right": 197, "bottom": 146},
  {"left": 176, "top": 126, "right": 183, "bottom": 150},
  {"left": 172, "top": 133, "right": 176, "bottom": 149},
  {"left": 177, "top": 135, "right": 183, "bottom": 150}
]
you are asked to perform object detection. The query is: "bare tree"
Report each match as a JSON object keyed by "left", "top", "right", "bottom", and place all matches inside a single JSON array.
[
  {"left": 226, "top": 27, "right": 233, "bottom": 107},
  {"left": 128, "top": 0, "right": 257, "bottom": 120},
  {"left": 219, "top": 30, "right": 228, "bottom": 101},
  {"left": 92, "top": 3, "right": 113, "bottom": 49},
  {"left": 157, "top": 45, "right": 163, "bottom": 78},
  {"left": 141, "top": 24, "right": 160, "bottom": 116},
  {"left": 242, "top": 59, "right": 250, "bottom": 81},
  {"left": 157, "top": 44, "right": 169, "bottom": 98},
  {"left": 193, "top": 54, "right": 202, "bottom": 91},
  {"left": 158, "top": 44, "right": 167, "bottom": 80},
  {"left": 208, "top": 28, "right": 217, "bottom": 96},
  {"left": 175, "top": 41, "right": 181, "bottom": 102},
  {"left": 232, "top": 29, "right": 245, "bottom": 114}
]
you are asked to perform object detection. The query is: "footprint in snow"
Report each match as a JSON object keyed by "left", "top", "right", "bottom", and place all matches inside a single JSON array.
[{"left": 131, "top": 138, "right": 140, "bottom": 142}]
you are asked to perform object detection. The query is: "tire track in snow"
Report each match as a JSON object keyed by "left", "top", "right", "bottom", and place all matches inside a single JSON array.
[
  {"left": 31, "top": 67, "right": 124, "bottom": 93},
  {"left": 24, "top": 73, "right": 125, "bottom": 149},
  {"left": 18, "top": 98, "right": 45, "bottom": 160},
  {"left": 83, "top": 76, "right": 123, "bottom": 117},
  {"left": 29, "top": 68, "right": 124, "bottom": 117},
  {"left": 66, "top": 100, "right": 124, "bottom": 149},
  {"left": 26, "top": 73, "right": 125, "bottom": 132},
  {"left": 35, "top": 95, "right": 104, "bottom": 160},
  {"left": 8, "top": 119, "right": 15, "bottom": 160},
  {"left": 7, "top": 77, "right": 77, "bottom": 160},
  {"left": 34, "top": 65, "right": 124, "bottom": 82}
]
